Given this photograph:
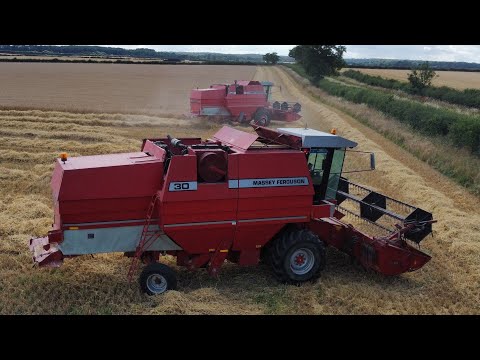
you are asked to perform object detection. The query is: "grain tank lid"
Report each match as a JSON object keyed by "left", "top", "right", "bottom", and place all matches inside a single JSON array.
[
  {"left": 236, "top": 80, "right": 262, "bottom": 86},
  {"left": 195, "top": 87, "right": 223, "bottom": 91},
  {"left": 212, "top": 126, "right": 258, "bottom": 150},
  {"left": 276, "top": 128, "right": 358, "bottom": 148},
  {"left": 59, "top": 152, "right": 162, "bottom": 170}
]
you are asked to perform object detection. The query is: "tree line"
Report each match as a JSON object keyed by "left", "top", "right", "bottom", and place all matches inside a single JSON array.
[
  {"left": 313, "top": 77, "right": 480, "bottom": 155},
  {"left": 0, "top": 57, "right": 258, "bottom": 66},
  {"left": 343, "top": 69, "right": 480, "bottom": 108},
  {"left": 346, "top": 58, "right": 480, "bottom": 72},
  {"left": 284, "top": 48, "right": 480, "bottom": 151},
  {"left": 0, "top": 45, "right": 293, "bottom": 63}
]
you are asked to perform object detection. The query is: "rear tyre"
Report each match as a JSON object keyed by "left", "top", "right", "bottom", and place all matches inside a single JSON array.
[
  {"left": 139, "top": 263, "right": 177, "bottom": 295},
  {"left": 237, "top": 112, "right": 246, "bottom": 124},
  {"left": 270, "top": 228, "right": 326, "bottom": 284},
  {"left": 253, "top": 108, "right": 271, "bottom": 126}
]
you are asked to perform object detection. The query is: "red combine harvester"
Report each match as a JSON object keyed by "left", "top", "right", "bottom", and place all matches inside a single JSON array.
[
  {"left": 190, "top": 80, "right": 302, "bottom": 126},
  {"left": 30, "top": 125, "right": 434, "bottom": 295}
]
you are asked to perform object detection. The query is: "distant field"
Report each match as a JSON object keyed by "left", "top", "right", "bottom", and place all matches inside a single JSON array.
[
  {"left": 0, "top": 55, "right": 168, "bottom": 63},
  {"left": 347, "top": 68, "right": 480, "bottom": 90},
  {"left": 0, "top": 63, "right": 256, "bottom": 115}
]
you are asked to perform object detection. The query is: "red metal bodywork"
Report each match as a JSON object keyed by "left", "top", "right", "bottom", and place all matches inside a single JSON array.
[
  {"left": 190, "top": 80, "right": 301, "bottom": 123},
  {"left": 30, "top": 125, "right": 432, "bottom": 279},
  {"left": 308, "top": 217, "right": 430, "bottom": 275},
  {"left": 52, "top": 152, "right": 164, "bottom": 224}
]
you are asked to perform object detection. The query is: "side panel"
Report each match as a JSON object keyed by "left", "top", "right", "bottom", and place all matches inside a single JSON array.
[
  {"left": 53, "top": 201, "right": 62, "bottom": 230},
  {"left": 233, "top": 151, "right": 313, "bottom": 250},
  {"left": 234, "top": 222, "right": 285, "bottom": 251},
  {"left": 53, "top": 153, "right": 164, "bottom": 227},
  {"left": 59, "top": 197, "right": 153, "bottom": 223},
  {"left": 190, "top": 88, "right": 228, "bottom": 116},
  {"left": 200, "top": 107, "right": 231, "bottom": 116},
  {"left": 59, "top": 161, "right": 163, "bottom": 201},
  {"left": 59, "top": 224, "right": 182, "bottom": 255},
  {"left": 51, "top": 161, "right": 64, "bottom": 201},
  {"left": 311, "top": 203, "right": 335, "bottom": 218},
  {"left": 163, "top": 222, "right": 235, "bottom": 254},
  {"left": 159, "top": 154, "right": 238, "bottom": 254},
  {"left": 225, "top": 85, "right": 268, "bottom": 117}
]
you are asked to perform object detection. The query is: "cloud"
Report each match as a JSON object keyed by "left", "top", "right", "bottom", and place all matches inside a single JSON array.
[
  {"left": 99, "top": 45, "right": 480, "bottom": 63},
  {"left": 106, "top": 45, "right": 295, "bottom": 56},
  {"left": 345, "top": 45, "right": 480, "bottom": 62}
]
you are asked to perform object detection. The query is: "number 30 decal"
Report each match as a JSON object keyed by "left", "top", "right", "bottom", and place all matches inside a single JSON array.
[
  {"left": 174, "top": 183, "right": 189, "bottom": 190},
  {"left": 169, "top": 181, "right": 198, "bottom": 191}
]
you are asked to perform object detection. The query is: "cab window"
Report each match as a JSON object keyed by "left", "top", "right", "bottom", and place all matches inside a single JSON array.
[
  {"left": 325, "top": 149, "right": 345, "bottom": 200},
  {"left": 308, "top": 149, "right": 328, "bottom": 186}
]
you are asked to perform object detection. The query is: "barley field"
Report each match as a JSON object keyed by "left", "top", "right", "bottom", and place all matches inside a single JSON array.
[
  {"left": 347, "top": 68, "right": 480, "bottom": 90},
  {"left": 0, "top": 63, "right": 478, "bottom": 314},
  {"left": 0, "top": 63, "right": 255, "bottom": 115}
]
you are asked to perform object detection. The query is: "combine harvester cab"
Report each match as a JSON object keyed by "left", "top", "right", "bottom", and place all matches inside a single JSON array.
[
  {"left": 190, "top": 80, "right": 302, "bottom": 126},
  {"left": 30, "top": 125, "right": 434, "bottom": 295},
  {"left": 253, "top": 126, "right": 434, "bottom": 276}
]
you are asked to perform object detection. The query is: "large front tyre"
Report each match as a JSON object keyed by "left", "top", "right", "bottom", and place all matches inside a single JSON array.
[
  {"left": 270, "top": 229, "right": 326, "bottom": 284},
  {"left": 139, "top": 263, "right": 177, "bottom": 295},
  {"left": 253, "top": 108, "right": 271, "bottom": 126}
]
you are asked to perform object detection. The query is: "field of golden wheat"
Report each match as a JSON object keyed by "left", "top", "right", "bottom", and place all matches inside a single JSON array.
[
  {"left": 346, "top": 68, "right": 480, "bottom": 90},
  {"left": 0, "top": 63, "right": 478, "bottom": 314},
  {"left": 0, "top": 63, "right": 256, "bottom": 115}
]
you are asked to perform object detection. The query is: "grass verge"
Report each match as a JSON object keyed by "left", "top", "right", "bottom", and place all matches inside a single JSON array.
[{"left": 285, "top": 65, "right": 480, "bottom": 195}]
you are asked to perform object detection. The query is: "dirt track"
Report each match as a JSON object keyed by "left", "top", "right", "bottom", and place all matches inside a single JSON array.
[{"left": 254, "top": 66, "right": 480, "bottom": 313}]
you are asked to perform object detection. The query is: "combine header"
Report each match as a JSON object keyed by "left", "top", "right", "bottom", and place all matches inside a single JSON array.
[
  {"left": 30, "top": 125, "right": 434, "bottom": 295},
  {"left": 190, "top": 80, "right": 301, "bottom": 126}
]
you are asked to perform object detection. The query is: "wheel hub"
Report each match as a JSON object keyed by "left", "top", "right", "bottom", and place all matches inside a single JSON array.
[
  {"left": 294, "top": 254, "right": 306, "bottom": 265},
  {"left": 290, "top": 248, "right": 315, "bottom": 275},
  {"left": 257, "top": 116, "right": 267, "bottom": 126},
  {"left": 146, "top": 273, "right": 167, "bottom": 294}
]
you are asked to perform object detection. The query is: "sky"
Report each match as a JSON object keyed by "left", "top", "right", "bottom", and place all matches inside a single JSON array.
[{"left": 109, "top": 45, "right": 480, "bottom": 62}]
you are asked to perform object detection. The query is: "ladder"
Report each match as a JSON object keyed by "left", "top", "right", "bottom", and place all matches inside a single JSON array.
[
  {"left": 207, "top": 236, "right": 233, "bottom": 277},
  {"left": 127, "top": 193, "right": 161, "bottom": 281}
]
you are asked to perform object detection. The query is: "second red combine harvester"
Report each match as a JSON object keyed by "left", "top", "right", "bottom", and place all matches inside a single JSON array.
[
  {"left": 30, "top": 125, "right": 434, "bottom": 295},
  {"left": 190, "top": 80, "right": 302, "bottom": 126}
]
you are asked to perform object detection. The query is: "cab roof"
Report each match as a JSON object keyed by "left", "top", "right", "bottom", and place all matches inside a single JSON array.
[
  {"left": 212, "top": 126, "right": 358, "bottom": 151},
  {"left": 277, "top": 128, "right": 358, "bottom": 148}
]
